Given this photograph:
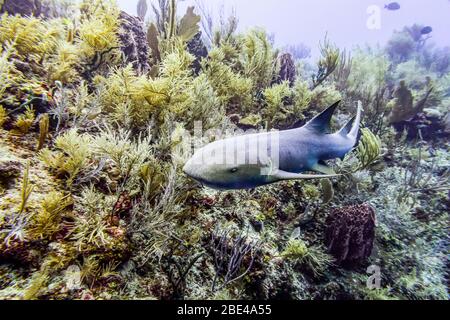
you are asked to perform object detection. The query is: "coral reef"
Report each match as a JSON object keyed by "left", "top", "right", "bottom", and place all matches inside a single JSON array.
[{"left": 0, "top": 0, "right": 448, "bottom": 301}]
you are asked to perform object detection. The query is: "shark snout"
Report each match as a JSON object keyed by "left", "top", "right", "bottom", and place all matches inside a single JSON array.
[
  {"left": 183, "top": 159, "right": 199, "bottom": 179},
  {"left": 183, "top": 160, "right": 208, "bottom": 187},
  {"left": 182, "top": 161, "right": 191, "bottom": 176}
]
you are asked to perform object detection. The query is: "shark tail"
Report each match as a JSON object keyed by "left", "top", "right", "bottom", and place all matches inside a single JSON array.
[{"left": 339, "top": 101, "right": 363, "bottom": 143}]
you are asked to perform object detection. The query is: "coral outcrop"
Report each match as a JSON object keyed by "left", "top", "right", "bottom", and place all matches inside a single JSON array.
[
  {"left": 0, "top": 160, "right": 22, "bottom": 185},
  {"left": 187, "top": 32, "right": 208, "bottom": 75},
  {"left": 388, "top": 80, "right": 433, "bottom": 124},
  {"left": 276, "top": 53, "right": 296, "bottom": 86},
  {"left": 325, "top": 203, "right": 376, "bottom": 267},
  {"left": 0, "top": 0, "right": 41, "bottom": 17}
]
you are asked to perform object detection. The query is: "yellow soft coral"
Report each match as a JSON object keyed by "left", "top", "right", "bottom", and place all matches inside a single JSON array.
[
  {"left": 98, "top": 65, "right": 169, "bottom": 126},
  {"left": 0, "top": 42, "right": 24, "bottom": 102},
  {"left": 47, "top": 41, "right": 80, "bottom": 83},
  {"left": 39, "top": 129, "right": 93, "bottom": 187},
  {"left": 29, "top": 192, "right": 73, "bottom": 241},
  {"left": 0, "top": 105, "right": 7, "bottom": 128},
  {"left": 0, "top": 14, "right": 64, "bottom": 59},
  {"left": 14, "top": 106, "right": 35, "bottom": 134},
  {"left": 78, "top": 0, "right": 121, "bottom": 58}
]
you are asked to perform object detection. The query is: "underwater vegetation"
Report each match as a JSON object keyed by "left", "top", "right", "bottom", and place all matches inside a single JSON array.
[{"left": 0, "top": 0, "right": 449, "bottom": 300}]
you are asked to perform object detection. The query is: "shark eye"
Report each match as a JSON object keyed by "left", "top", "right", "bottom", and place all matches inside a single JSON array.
[{"left": 230, "top": 167, "right": 238, "bottom": 173}]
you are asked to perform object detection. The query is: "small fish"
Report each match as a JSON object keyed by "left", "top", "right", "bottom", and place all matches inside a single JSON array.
[
  {"left": 183, "top": 101, "right": 363, "bottom": 190},
  {"left": 421, "top": 26, "right": 433, "bottom": 35},
  {"left": 384, "top": 2, "right": 401, "bottom": 10}
]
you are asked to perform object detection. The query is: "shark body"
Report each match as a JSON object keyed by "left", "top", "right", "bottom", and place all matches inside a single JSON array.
[{"left": 183, "top": 101, "right": 362, "bottom": 190}]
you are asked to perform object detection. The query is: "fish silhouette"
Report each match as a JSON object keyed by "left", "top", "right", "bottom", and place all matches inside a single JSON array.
[
  {"left": 385, "top": 2, "right": 401, "bottom": 10},
  {"left": 421, "top": 26, "right": 433, "bottom": 35}
]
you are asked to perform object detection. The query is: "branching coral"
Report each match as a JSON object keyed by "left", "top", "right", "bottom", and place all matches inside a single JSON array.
[
  {"left": 47, "top": 40, "right": 80, "bottom": 83},
  {"left": 263, "top": 81, "right": 291, "bottom": 129},
  {"left": 93, "top": 126, "right": 153, "bottom": 190},
  {"left": 79, "top": 0, "right": 121, "bottom": 57},
  {"left": 39, "top": 129, "right": 94, "bottom": 187},
  {"left": 341, "top": 47, "right": 390, "bottom": 134},
  {"left": 370, "top": 164, "right": 448, "bottom": 299},
  {"left": 186, "top": 74, "right": 224, "bottom": 129},
  {"left": 29, "top": 192, "right": 72, "bottom": 241},
  {"left": 0, "top": 105, "right": 7, "bottom": 127},
  {"left": 355, "top": 128, "right": 382, "bottom": 171},
  {"left": 0, "top": 161, "right": 33, "bottom": 247},
  {"left": 210, "top": 227, "right": 261, "bottom": 292},
  {"left": 238, "top": 28, "right": 277, "bottom": 91},
  {"left": 71, "top": 187, "right": 116, "bottom": 250},
  {"left": 96, "top": 64, "right": 169, "bottom": 127},
  {"left": 291, "top": 80, "right": 312, "bottom": 116},
  {"left": 0, "top": 42, "right": 25, "bottom": 103},
  {"left": 76, "top": 0, "right": 123, "bottom": 79},
  {"left": 202, "top": 46, "right": 253, "bottom": 110},
  {"left": 14, "top": 106, "right": 35, "bottom": 134},
  {"left": 281, "top": 239, "right": 334, "bottom": 277},
  {"left": 0, "top": 14, "right": 63, "bottom": 59},
  {"left": 312, "top": 37, "right": 340, "bottom": 89}
]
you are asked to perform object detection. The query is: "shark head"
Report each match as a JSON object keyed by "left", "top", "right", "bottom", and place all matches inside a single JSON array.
[
  {"left": 182, "top": 138, "right": 273, "bottom": 190},
  {"left": 183, "top": 160, "right": 269, "bottom": 190}
]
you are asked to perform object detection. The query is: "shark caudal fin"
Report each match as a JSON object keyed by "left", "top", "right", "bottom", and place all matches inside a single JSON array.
[
  {"left": 339, "top": 101, "right": 363, "bottom": 141},
  {"left": 303, "top": 100, "right": 341, "bottom": 134}
]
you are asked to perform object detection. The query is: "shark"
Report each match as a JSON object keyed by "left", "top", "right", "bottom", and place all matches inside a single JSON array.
[{"left": 183, "top": 101, "right": 362, "bottom": 190}]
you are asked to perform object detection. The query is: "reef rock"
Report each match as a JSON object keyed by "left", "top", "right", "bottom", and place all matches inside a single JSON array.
[
  {"left": 118, "top": 11, "right": 150, "bottom": 74},
  {"left": 276, "top": 53, "right": 296, "bottom": 87},
  {"left": 0, "top": 160, "right": 23, "bottom": 186},
  {"left": 0, "top": 0, "right": 41, "bottom": 16},
  {"left": 325, "top": 203, "right": 376, "bottom": 267},
  {"left": 393, "top": 112, "right": 449, "bottom": 140},
  {"left": 388, "top": 80, "right": 433, "bottom": 124}
]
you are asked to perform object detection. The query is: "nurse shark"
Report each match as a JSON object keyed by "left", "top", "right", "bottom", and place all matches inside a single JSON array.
[{"left": 183, "top": 101, "right": 362, "bottom": 190}]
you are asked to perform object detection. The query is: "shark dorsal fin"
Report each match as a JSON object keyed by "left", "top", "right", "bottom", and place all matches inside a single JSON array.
[{"left": 303, "top": 101, "right": 341, "bottom": 134}]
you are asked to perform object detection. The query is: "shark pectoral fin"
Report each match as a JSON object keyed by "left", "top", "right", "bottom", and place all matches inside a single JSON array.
[
  {"left": 272, "top": 169, "right": 341, "bottom": 181},
  {"left": 312, "top": 163, "right": 336, "bottom": 175}
]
